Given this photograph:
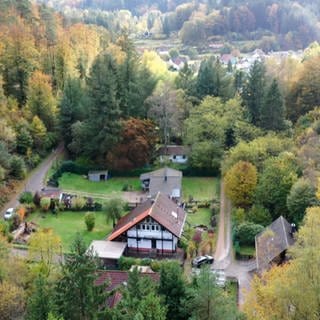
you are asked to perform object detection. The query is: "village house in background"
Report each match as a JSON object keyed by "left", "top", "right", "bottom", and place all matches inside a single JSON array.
[
  {"left": 140, "top": 167, "right": 182, "bottom": 200},
  {"left": 255, "top": 216, "right": 296, "bottom": 272},
  {"left": 158, "top": 145, "right": 189, "bottom": 164},
  {"left": 108, "top": 192, "right": 186, "bottom": 255}
]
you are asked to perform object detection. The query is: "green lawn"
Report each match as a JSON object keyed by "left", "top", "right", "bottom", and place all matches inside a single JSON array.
[
  {"left": 59, "top": 173, "right": 140, "bottom": 195},
  {"left": 186, "top": 208, "right": 212, "bottom": 227},
  {"left": 27, "top": 211, "right": 113, "bottom": 252},
  {"left": 182, "top": 177, "right": 219, "bottom": 201}
]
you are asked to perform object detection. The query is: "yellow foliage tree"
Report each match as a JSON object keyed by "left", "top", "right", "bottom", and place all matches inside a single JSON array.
[
  {"left": 0, "top": 280, "right": 25, "bottom": 320},
  {"left": 224, "top": 161, "right": 258, "bottom": 208},
  {"left": 28, "top": 228, "right": 62, "bottom": 277},
  {"left": 244, "top": 207, "right": 320, "bottom": 320}
]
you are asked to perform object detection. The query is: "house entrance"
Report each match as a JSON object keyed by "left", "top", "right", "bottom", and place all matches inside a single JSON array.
[
  {"left": 151, "top": 239, "right": 157, "bottom": 249},
  {"left": 100, "top": 174, "right": 106, "bottom": 180}
]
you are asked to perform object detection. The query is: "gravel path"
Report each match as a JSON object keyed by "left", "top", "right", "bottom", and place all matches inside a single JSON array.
[
  {"left": 213, "top": 180, "right": 256, "bottom": 307},
  {"left": 1, "top": 145, "right": 64, "bottom": 217}
]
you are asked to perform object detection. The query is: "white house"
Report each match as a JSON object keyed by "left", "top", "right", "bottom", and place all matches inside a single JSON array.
[
  {"left": 108, "top": 192, "right": 186, "bottom": 254},
  {"left": 158, "top": 145, "right": 189, "bottom": 164}
]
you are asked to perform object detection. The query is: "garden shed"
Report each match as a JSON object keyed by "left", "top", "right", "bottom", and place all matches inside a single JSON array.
[{"left": 88, "top": 170, "right": 109, "bottom": 182}]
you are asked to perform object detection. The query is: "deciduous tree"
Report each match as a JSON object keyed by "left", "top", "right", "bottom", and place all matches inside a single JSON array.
[{"left": 225, "top": 161, "right": 258, "bottom": 208}]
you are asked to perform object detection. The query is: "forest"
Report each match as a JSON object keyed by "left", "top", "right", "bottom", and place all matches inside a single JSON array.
[
  {"left": 38, "top": 0, "right": 320, "bottom": 50},
  {"left": 2, "top": 0, "right": 320, "bottom": 319}
]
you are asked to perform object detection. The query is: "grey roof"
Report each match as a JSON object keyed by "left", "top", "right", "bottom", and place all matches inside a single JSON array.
[
  {"left": 140, "top": 167, "right": 182, "bottom": 198},
  {"left": 255, "top": 216, "right": 295, "bottom": 271},
  {"left": 158, "top": 145, "right": 189, "bottom": 156}
]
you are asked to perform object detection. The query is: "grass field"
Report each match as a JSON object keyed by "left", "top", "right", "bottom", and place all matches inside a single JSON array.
[
  {"left": 182, "top": 177, "right": 219, "bottom": 201},
  {"left": 59, "top": 173, "right": 219, "bottom": 203},
  {"left": 27, "top": 210, "right": 113, "bottom": 252},
  {"left": 186, "top": 208, "right": 212, "bottom": 227},
  {"left": 59, "top": 173, "right": 140, "bottom": 195}
]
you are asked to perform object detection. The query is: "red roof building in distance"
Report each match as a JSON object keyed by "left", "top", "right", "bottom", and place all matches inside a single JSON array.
[
  {"left": 108, "top": 192, "right": 187, "bottom": 254},
  {"left": 96, "top": 270, "right": 159, "bottom": 308}
]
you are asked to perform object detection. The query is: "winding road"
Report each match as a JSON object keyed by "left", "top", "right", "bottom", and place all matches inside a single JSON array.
[
  {"left": 1, "top": 145, "right": 64, "bottom": 218},
  {"left": 213, "top": 181, "right": 256, "bottom": 307}
]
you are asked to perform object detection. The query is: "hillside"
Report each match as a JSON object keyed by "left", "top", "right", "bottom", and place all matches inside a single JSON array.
[{"left": 37, "top": 0, "right": 320, "bottom": 50}]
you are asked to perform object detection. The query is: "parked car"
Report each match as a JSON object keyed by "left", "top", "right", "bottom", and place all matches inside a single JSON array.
[
  {"left": 192, "top": 255, "right": 214, "bottom": 268},
  {"left": 4, "top": 207, "right": 14, "bottom": 220}
]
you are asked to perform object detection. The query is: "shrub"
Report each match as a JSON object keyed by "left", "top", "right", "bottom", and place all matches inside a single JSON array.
[
  {"left": 16, "top": 206, "right": 26, "bottom": 221},
  {"left": 72, "top": 197, "right": 86, "bottom": 211},
  {"left": 33, "top": 191, "right": 41, "bottom": 206},
  {"left": 150, "top": 260, "right": 161, "bottom": 272},
  {"left": 0, "top": 220, "right": 9, "bottom": 236},
  {"left": 119, "top": 256, "right": 140, "bottom": 270},
  {"left": 19, "top": 191, "right": 33, "bottom": 204},
  {"left": 10, "top": 213, "right": 21, "bottom": 231},
  {"left": 40, "top": 197, "right": 51, "bottom": 212},
  {"left": 246, "top": 205, "right": 272, "bottom": 227},
  {"left": 84, "top": 212, "right": 95, "bottom": 231},
  {"left": 234, "top": 222, "right": 264, "bottom": 246}
]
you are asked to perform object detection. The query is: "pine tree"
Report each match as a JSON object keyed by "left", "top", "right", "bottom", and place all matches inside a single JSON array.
[
  {"left": 54, "top": 234, "right": 108, "bottom": 320},
  {"left": 26, "top": 275, "right": 52, "bottom": 320},
  {"left": 260, "top": 79, "right": 285, "bottom": 131},
  {"left": 242, "top": 60, "right": 266, "bottom": 126},
  {"left": 59, "top": 77, "right": 84, "bottom": 147},
  {"left": 84, "top": 52, "right": 122, "bottom": 160}
]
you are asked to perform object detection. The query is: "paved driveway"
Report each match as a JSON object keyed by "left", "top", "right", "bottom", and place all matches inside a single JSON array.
[{"left": 1, "top": 145, "right": 63, "bottom": 217}]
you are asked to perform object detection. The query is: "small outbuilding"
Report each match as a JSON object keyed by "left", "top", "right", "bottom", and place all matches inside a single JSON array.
[
  {"left": 88, "top": 170, "right": 109, "bottom": 182},
  {"left": 87, "top": 240, "right": 127, "bottom": 268}
]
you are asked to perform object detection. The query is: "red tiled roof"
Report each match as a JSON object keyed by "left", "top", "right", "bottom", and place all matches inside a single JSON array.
[
  {"left": 108, "top": 193, "right": 186, "bottom": 241},
  {"left": 96, "top": 270, "right": 160, "bottom": 308},
  {"left": 158, "top": 145, "right": 188, "bottom": 156}
]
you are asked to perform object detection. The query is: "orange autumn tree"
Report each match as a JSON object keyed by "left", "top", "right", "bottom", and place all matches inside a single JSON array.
[{"left": 107, "top": 118, "right": 159, "bottom": 170}]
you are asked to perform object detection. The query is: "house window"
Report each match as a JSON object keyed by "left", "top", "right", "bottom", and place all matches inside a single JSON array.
[
  {"left": 173, "top": 155, "right": 176, "bottom": 159},
  {"left": 137, "top": 225, "right": 140, "bottom": 230},
  {"left": 182, "top": 155, "right": 186, "bottom": 159},
  {"left": 146, "top": 225, "right": 150, "bottom": 230},
  {"left": 142, "top": 225, "right": 145, "bottom": 230},
  {"left": 152, "top": 225, "right": 155, "bottom": 230}
]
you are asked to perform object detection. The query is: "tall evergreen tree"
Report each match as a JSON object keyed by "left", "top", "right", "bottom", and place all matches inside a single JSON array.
[
  {"left": 260, "top": 79, "right": 285, "bottom": 131},
  {"left": 158, "top": 261, "right": 188, "bottom": 320},
  {"left": 59, "top": 77, "right": 84, "bottom": 147},
  {"left": 242, "top": 60, "right": 266, "bottom": 126},
  {"left": 54, "top": 234, "right": 108, "bottom": 320},
  {"left": 83, "top": 52, "right": 122, "bottom": 161},
  {"left": 26, "top": 275, "right": 52, "bottom": 320}
]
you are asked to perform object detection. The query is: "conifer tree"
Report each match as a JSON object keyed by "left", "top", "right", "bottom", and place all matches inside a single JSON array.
[
  {"left": 242, "top": 60, "right": 266, "bottom": 126},
  {"left": 260, "top": 79, "right": 285, "bottom": 131}
]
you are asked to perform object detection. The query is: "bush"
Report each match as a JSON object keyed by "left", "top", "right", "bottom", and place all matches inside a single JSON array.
[
  {"left": 19, "top": 192, "right": 34, "bottom": 204},
  {"left": 234, "top": 222, "right": 264, "bottom": 246},
  {"left": 118, "top": 256, "right": 141, "bottom": 270},
  {"left": 72, "top": 197, "right": 86, "bottom": 211},
  {"left": 150, "top": 260, "right": 162, "bottom": 272},
  {"left": 10, "top": 213, "right": 21, "bottom": 231},
  {"left": 84, "top": 212, "right": 95, "bottom": 231},
  {"left": 33, "top": 191, "right": 41, "bottom": 206},
  {"left": 0, "top": 220, "right": 9, "bottom": 236},
  {"left": 40, "top": 197, "right": 51, "bottom": 212},
  {"left": 246, "top": 205, "right": 272, "bottom": 227}
]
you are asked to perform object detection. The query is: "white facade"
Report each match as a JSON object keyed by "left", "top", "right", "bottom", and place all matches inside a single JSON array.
[
  {"left": 126, "top": 217, "right": 178, "bottom": 252},
  {"left": 160, "top": 154, "right": 188, "bottom": 164}
]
